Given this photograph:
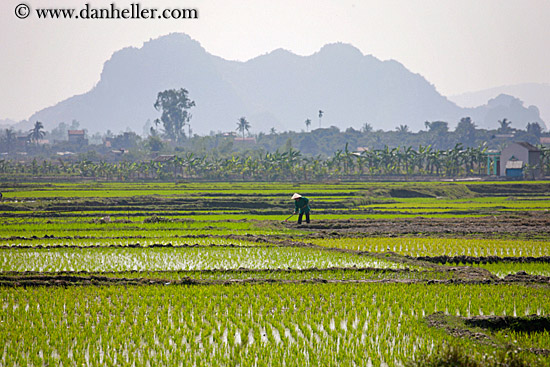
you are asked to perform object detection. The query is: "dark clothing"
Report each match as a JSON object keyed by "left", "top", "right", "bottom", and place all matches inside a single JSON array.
[
  {"left": 294, "top": 197, "right": 310, "bottom": 214},
  {"left": 294, "top": 197, "right": 310, "bottom": 224},
  {"left": 298, "top": 212, "right": 310, "bottom": 224}
]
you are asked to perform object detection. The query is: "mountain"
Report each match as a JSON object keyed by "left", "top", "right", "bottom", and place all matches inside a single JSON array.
[
  {"left": 450, "top": 83, "right": 550, "bottom": 130},
  {"left": 0, "top": 118, "right": 29, "bottom": 132},
  {"left": 25, "top": 33, "right": 545, "bottom": 135},
  {"left": 462, "top": 94, "right": 544, "bottom": 131}
]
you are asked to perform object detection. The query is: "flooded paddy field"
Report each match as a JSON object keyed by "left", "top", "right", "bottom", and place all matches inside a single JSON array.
[{"left": 1, "top": 181, "right": 549, "bottom": 366}]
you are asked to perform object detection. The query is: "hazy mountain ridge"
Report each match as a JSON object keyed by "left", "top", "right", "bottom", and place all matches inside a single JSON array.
[
  {"left": 450, "top": 83, "right": 550, "bottom": 130},
  {"left": 21, "top": 33, "right": 545, "bottom": 134},
  {"left": 0, "top": 118, "right": 20, "bottom": 131}
]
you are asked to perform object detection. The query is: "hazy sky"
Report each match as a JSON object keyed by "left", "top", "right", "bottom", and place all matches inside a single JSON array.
[{"left": 1, "top": 0, "right": 549, "bottom": 121}]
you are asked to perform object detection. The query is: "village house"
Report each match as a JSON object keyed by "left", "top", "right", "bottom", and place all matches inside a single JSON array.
[
  {"left": 68, "top": 130, "right": 88, "bottom": 145},
  {"left": 499, "top": 142, "right": 542, "bottom": 178}
]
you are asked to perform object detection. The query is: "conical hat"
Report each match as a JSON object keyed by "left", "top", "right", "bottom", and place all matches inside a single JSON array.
[{"left": 291, "top": 193, "right": 302, "bottom": 199}]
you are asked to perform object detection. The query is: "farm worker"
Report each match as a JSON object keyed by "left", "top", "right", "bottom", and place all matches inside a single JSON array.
[{"left": 291, "top": 193, "right": 310, "bottom": 224}]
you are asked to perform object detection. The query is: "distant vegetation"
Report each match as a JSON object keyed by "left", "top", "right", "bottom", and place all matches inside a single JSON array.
[
  {"left": 0, "top": 113, "right": 550, "bottom": 181},
  {"left": 1, "top": 111, "right": 547, "bottom": 158},
  {"left": 1, "top": 141, "right": 549, "bottom": 181},
  {"left": 1, "top": 88, "right": 549, "bottom": 181}
]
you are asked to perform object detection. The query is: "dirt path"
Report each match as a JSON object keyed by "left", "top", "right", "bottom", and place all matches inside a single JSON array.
[
  {"left": 414, "top": 255, "right": 550, "bottom": 264},
  {"left": 1, "top": 269, "right": 548, "bottom": 287},
  {"left": 289, "top": 214, "right": 550, "bottom": 239}
]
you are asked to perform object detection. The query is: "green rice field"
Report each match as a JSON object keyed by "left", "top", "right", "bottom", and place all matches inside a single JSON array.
[{"left": 1, "top": 181, "right": 549, "bottom": 366}]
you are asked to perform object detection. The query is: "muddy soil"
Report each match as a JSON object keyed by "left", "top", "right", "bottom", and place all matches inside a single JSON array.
[
  {"left": 0, "top": 242, "right": 280, "bottom": 249},
  {"left": 414, "top": 255, "right": 550, "bottom": 265},
  {"left": 1, "top": 267, "right": 548, "bottom": 287},
  {"left": 425, "top": 312, "right": 497, "bottom": 346},
  {"left": 466, "top": 183, "right": 550, "bottom": 195},
  {"left": 3, "top": 214, "right": 549, "bottom": 242},
  {"left": 293, "top": 214, "right": 550, "bottom": 239},
  {"left": 0, "top": 266, "right": 421, "bottom": 277},
  {"left": 425, "top": 312, "right": 550, "bottom": 355},
  {"left": 0, "top": 274, "right": 516, "bottom": 287},
  {"left": 0, "top": 195, "right": 343, "bottom": 213},
  {"left": 464, "top": 315, "right": 550, "bottom": 333},
  {"left": 0, "top": 233, "right": 283, "bottom": 244},
  {"left": 503, "top": 272, "right": 550, "bottom": 283},
  {"left": 0, "top": 273, "right": 427, "bottom": 287}
]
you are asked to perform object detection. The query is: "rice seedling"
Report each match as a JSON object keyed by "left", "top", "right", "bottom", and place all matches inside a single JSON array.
[
  {"left": 0, "top": 247, "right": 419, "bottom": 272},
  {"left": 311, "top": 237, "right": 550, "bottom": 257},
  {"left": 0, "top": 283, "right": 548, "bottom": 367}
]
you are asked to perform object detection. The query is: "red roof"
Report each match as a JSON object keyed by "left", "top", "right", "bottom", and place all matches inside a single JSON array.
[{"left": 68, "top": 130, "right": 85, "bottom": 135}]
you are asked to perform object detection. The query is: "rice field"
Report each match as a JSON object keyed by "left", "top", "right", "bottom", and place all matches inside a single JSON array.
[
  {"left": 311, "top": 237, "right": 550, "bottom": 257},
  {"left": 0, "top": 247, "right": 418, "bottom": 272},
  {"left": 1, "top": 284, "right": 548, "bottom": 367},
  {"left": 1, "top": 181, "right": 549, "bottom": 366}
]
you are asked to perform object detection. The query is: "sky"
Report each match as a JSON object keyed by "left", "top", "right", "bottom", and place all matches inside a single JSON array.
[{"left": 1, "top": 0, "right": 549, "bottom": 122}]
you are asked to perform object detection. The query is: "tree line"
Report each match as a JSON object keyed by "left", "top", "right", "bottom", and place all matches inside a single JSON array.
[
  {"left": 1, "top": 88, "right": 548, "bottom": 161},
  {"left": 1, "top": 143, "right": 549, "bottom": 181}
]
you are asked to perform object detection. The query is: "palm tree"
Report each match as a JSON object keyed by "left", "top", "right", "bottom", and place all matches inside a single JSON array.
[
  {"left": 340, "top": 143, "right": 355, "bottom": 175},
  {"left": 28, "top": 121, "right": 45, "bottom": 144},
  {"left": 378, "top": 145, "right": 398, "bottom": 175},
  {"left": 397, "top": 146, "right": 416, "bottom": 174},
  {"left": 236, "top": 117, "right": 250, "bottom": 140},
  {"left": 362, "top": 123, "right": 373, "bottom": 133},
  {"left": 415, "top": 145, "right": 432, "bottom": 174},
  {"left": 537, "top": 144, "right": 550, "bottom": 177},
  {"left": 497, "top": 118, "right": 512, "bottom": 133},
  {"left": 424, "top": 121, "right": 431, "bottom": 131},
  {"left": 361, "top": 150, "right": 378, "bottom": 175},
  {"left": 442, "top": 144, "right": 463, "bottom": 177},
  {"left": 182, "top": 152, "right": 198, "bottom": 177},
  {"left": 173, "top": 155, "right": 184, "bottom": 178},
  {"left": 527, "top": 122, "right": 542, "bottom": 137},
  {"left": 396, "top": 124, "right": 409, "bottom": 133},
  {"left": 305, "top": 119, "right": 312, "bottom": 132},
  {"left": 318, "top": 110, "right": 324, "bottom": 128},
  {"left": 353, "top": 152, "right": 368, "bottom": 176},
  {"left": 427, "top": 149, "right": 442, "bottom": 176}
]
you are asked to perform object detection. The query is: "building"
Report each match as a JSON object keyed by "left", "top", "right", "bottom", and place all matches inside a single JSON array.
[
  {"left": 110, "top": 149, "right": 129, "bottom": 156},
  {"left": 68, "top": 130, "right": 88, "bottom": 145},
  {"left": 484, "top": 150, "right": 501, "bottom": 176},
  {"left": 15, "top": 135, "right": 29, "bottom": 149},
  {"left": 504, "top": 160, "right": 524, "bottom": 178},
  {"left": 499, "top": 142, "right": 541, "bottom": 178}
]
